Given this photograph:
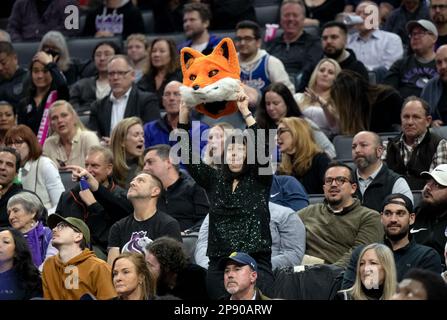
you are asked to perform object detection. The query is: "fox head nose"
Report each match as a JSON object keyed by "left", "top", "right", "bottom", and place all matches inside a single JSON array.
[{"left": 193, "top": 85, "right": 200, "bottom": 90}]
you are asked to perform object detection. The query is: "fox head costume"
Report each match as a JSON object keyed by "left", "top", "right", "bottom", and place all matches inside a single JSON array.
[{"left": 180, "top": 38, "right": 241, "bottom": 119}]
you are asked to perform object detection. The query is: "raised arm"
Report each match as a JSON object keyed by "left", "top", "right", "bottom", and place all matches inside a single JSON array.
[{"left": 178, "top": 100, "right": 215, "bottom": 189}]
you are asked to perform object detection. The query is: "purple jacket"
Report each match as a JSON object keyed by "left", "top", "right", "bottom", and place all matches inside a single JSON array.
[{"left": 7, "top": 0, "right": 79, "bottom": 41}]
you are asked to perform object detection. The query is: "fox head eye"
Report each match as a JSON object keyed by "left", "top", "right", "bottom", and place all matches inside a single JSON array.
[
  {"left": 208, "top": 69, "right": 219, "bottom": 77},
  {"left": 189, "top": 74, "right": 196, "bottom": 81}
]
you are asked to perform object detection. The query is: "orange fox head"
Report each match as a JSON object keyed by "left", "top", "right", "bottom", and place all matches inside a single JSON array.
[{"left": 180, "top": 38, "right": 241, "bottom": 119}]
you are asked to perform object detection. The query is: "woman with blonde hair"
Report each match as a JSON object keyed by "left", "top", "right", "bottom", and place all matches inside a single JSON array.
[
  {"left": 43, "top": 100, "right": 100, "bottom": 168},
  {"left": 112, "top": 252, "right": 156, "bottom": 300},
  {"left": 294, "top": 58, "right": 341, "bottom": 137},
  {"left": 337, "top": 243, "right": 397, "bottom": 300},
  {"left": 276, "top": 117, "right": 330, "bottom": 194},
  {"left": 110, "top": 117, "right": 144, "bottom": 188}
]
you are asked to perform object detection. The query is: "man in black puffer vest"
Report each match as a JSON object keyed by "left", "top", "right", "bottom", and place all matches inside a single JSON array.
[
  {"left": 352, "top": 131, "right": 413, "bottom": 212},
  {"left": 383, "top": 96, "right": 447, "bottom": 190}
]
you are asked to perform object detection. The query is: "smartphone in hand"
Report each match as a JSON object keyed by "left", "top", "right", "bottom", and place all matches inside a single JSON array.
[{"left": 79, "top": 176, "right": 90, "bottom": 191}]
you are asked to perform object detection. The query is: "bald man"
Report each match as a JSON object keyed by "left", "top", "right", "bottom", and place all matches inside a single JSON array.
[
  {"left": 421, "top": 45, "right": 447, "bottom": 126},
  {"left": 143, "top": 80, "right": 209, "bottom": 152},
  {"left": 352, "top": 131, "right": 413, "bottom": 212}
]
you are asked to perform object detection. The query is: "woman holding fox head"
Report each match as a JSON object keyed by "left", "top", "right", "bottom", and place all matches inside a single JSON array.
[{"left": 178, "top": 37, "right": 274, "bottom": 300}]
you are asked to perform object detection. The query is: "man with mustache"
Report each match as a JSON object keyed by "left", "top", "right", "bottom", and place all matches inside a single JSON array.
[
  {"left": 220, "top": 252, "right": 270, "bottom": 300},
  {"left": 298, "top": 162, "right": 383, "bottom": 268},
  {"left": 341, "top": 193, "right": 442, "bottom": 289},
  {"left": 321, "top": 21, "right": 369, "bottom": 81},
  {"left": 430, "top": 0, "right": 447, "bottom": 48},
  {"left": 352, "top": 131, "right": 413, "bottom": 212},
  {"left": 411, "top": 164, "right": 447, "bottom": 263}
]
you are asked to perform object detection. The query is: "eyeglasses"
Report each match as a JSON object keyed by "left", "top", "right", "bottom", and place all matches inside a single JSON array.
[
  {"left": 408, "top": 31, "right": 432, "bottom": 38},
  {"left": 234, "top": 36, "right": 257, "bottom": 43},
  {"left": 324, "top": 176, "right": 351, "bottom": 186},
  {"left": 107, "top": 70, "right": 131, "bottom": 78},
  {"left": 53, "top": 222, "right": 70, "bottom": 231},
  {"left": 430, "top": 4, "right": 447, "bottom": 10},
  {"left": 7, "top": 139, "right": 25, "bottom": 147},
  {"left": 277, "top": 128, "right": 291, "bottom": 136}
]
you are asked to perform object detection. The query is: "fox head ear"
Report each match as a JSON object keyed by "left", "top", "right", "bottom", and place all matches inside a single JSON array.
[
  {"left": 210, "top": 38, "right": 240, "bottom": 75},
  {"left": 180, "top": 47, "right": 204, "bottom": 75}
]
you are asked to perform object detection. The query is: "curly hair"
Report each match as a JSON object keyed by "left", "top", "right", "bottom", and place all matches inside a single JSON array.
[
  {"left": 0, "top": 228, "right": 42, "bottom": 298},
  {"left": 146, "top": 237, "right": 187, "bottom": 295}
]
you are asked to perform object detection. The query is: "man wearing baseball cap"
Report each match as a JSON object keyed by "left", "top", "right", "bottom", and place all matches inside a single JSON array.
[
  {"left": 342, "top": 193, "right": 442, "bottom": 289},
  {"left": 384, "top": 19, "right": 438, "bottom": 98},
  {"left": 220, "top": 252, "right": 270, "bottom": 300},
  {"left": 41, "top": 214, "right": 116, "bottom": 300},
  {"left": 411, "top": 164, "right": 447, "bottom": 263}
]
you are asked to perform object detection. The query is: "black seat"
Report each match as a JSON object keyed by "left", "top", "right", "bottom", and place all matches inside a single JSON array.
[
  {"left": 182, "top": 232, "right": 199, "bottom": 264},
  {"left": 212, "top": 30, "right": 236, "bottom": 41},
  {"left": 308, "top": 194, "right": 325, "bottom": 205},
  {"left": 147, "top": 33, "right": 186, "bottom": 46},
  {"left": 430, "top": 126, "right": 447, "bottom": 140},
  {"left": 79, "top": 114, "right": 90, "bottom": 127},
  {"left": 332, "top": 135, "right": 353, "bottom": 161},
  {"left": 59, "top": 170, "right": 77, "bottom": 190},
  {"left": 368, "top": 70, "right": 377, "bottom": 84},
  {"left": 142, "top": 10, "right": 154, "bottom": 34},
  {"left": 13, "top": 41, "right": 40, "bottom": 67},
  {"left": 255, "top": 5, "right": 280, "bottom": 27},
  {"left": 254, "top": 0, "right": 282, "bottom": 6},
  {"left": 378, "top": 131, "right": 400, "bottom": 143},
  {"left": 412, "top": 190, "right": 423, "bottom": 209},
  {"left": 0, "top": 18, "right": 8, "bottom": 30},
  {"left": 304, "top": 25, "right": 320, "bottom": 37},
  {"left": 67, "top": 36, "right": 122, "bottom": 62}
]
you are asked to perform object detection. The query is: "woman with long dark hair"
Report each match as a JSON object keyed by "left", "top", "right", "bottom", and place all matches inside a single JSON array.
[
  {"left": 137, "top": 38, "right": 182, "bottom": 107},
  {"left": 0, "top": 227, "right": 42, "bottom": 300},
  {"left": 17, "top": 51, "right": 69, "bottom": 144},
  {"left": 179, "top": 88, "right": 275, "bottom": 299},
  {"left": 256, "top": 82, "right": 335, "bottom": 158},
  {"left": 329, "top": 70, "right": 403, "bottom": 135}
]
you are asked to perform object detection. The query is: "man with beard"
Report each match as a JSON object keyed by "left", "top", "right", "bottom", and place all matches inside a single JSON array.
[
  {"left": 177, "top": 2, "right": 221, "bottom": 54},
  {"left": 107, "top": 173, "right": 182, "bottom": 265},
  {"left": 321, "top": 21, "right": 369, "bottom": 81},
  {"left": 298, "top": 162, "right": 383, "bottom": 268},
  {"left": 411, "top": 164, "right": 447, "bottom": 263},
  {"left": 430, "top": 0, "right": 447, "bottom": 47},
  {"left": 220, "top": 252, "right": 270, "bottom": 300},
  {"left": 341, "top": 193, "right": 442, "bottom": 289},
  {"left": 352, "top": 131, "right": 413, "bottom": 212}
]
